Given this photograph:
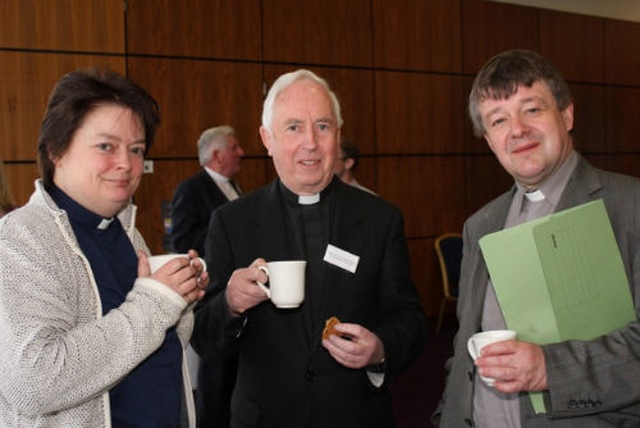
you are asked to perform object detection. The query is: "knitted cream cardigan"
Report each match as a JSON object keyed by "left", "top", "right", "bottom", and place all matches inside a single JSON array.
[{"left": 0, "top": 181, "right": 195, "bottom": 428}]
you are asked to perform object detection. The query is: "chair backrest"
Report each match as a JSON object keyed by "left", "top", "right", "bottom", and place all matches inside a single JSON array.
[{"left": 434, "top": 233, "right": 463, "bottom": 298}]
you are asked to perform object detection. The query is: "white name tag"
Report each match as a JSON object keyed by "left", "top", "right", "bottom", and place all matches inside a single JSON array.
[{"left": 324, "top": 244, "right": 359, "bottom": 273}]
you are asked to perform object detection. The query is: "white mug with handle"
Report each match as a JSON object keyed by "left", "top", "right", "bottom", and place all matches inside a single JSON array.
[
  {"left": 148, "top": 253, "right": 207, "bottom": 274},
  {"left": 257, "top": 260, "right": 306, "bottom": 308},
  {"left": 467, "top": 329, "right": 517, "bottom": 387}
]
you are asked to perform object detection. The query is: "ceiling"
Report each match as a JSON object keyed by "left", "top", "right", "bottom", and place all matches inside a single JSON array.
[{"left": 488, "top": 0, "right": 639, "bottom": 22}]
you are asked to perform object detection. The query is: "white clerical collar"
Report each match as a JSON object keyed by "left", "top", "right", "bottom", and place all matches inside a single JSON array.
[
  {"left": 298, "top": 194, "right": 320, "bottom": 205},
  {"left": 97, "top": 217, "right": 115, "bottom": 230},
  {"left": 524, "top": 189, "right": 545, "bottom": 202}
]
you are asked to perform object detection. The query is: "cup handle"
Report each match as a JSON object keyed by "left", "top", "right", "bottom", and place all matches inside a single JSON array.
[
  {"left": 256, "top": 265, "right": 270, "bottom": 298},
  {"left": 467, "top": 338, "right": 478, "bottom": 361},
  {"left": 190, "top": 257, "right": 207, "bottom": 273}
]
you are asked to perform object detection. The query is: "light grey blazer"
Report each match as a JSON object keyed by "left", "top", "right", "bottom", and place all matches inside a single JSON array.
[{"left": 434, "top": 155, "right": 640, "bottom": 428}]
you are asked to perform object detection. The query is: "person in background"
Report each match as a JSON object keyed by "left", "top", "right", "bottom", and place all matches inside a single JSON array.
[
  {"left": 171, "top": 125, "right": 244, "bottom": 256},
  {"left": 333, "top": 139, "right": 376, "bottom": 195},
  {"left": 171, "top": 125, "right": 244, "bottom": 428},
  {"left": 433, "top": 50, "right": 640, "bottom": 427},
  {"left": 0, "top": 69, "right": 208, "bottom": 428},
  {"left": 0, "top": 161, "right": 17, "bottom": 216},
  {"left": 192, "top": 69, "right": 426, "bottom": 427}
]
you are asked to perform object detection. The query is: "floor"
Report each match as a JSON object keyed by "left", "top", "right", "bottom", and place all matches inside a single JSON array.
[{"left": 390, "top": 316, "right": 457, "bottom": 428}]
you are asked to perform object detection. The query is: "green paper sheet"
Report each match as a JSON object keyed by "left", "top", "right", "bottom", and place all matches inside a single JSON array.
[{"left": 479, "top": 199, "right": 636, "bottom": 414}]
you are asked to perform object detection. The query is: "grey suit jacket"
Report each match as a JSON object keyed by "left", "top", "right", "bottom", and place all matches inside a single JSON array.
[{"left": 434, "top": 155, "right": 640, "bottom": 427}]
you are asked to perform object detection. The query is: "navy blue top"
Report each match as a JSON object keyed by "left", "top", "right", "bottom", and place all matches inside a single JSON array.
[{"left": 50, "top": 187, "right": 182, "bottom": 428}]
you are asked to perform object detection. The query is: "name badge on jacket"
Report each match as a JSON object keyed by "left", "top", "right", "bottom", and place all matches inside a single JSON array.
[{"left": 324, "top": 244, "right": 359, "bottom": 273}]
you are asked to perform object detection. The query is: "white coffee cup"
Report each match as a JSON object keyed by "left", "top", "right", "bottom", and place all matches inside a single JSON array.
[
  {"left": 256, "top": 261, "right": 306, "bottom": 308},
  {"left": 467, "top": 329, "right": 517, "bottom": 387},
  {"left": 148, "top": 254, "right": 207, "bottom": 274}
]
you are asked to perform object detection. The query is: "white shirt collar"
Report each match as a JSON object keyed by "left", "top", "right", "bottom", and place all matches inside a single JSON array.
[
  {"left": 204, "top": 166, "right": 230, "bottom": 183},
  {"left": 97, "top": 217, "right": 114, "bottom": 230},
  {"left": 524, "top": 189, "right": 545, "bottom": 202},
  {"left": 298, "top": 194, "right": 320, "bottom": 205}
]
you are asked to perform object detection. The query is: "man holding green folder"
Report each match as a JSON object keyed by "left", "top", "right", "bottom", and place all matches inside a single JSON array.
[{"left": 433, "top": 50, "right": 640, "bottom": 427}]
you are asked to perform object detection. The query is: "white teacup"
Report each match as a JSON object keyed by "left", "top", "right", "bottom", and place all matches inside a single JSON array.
[
  {"left": 148, "top": 254, "right": 207, "bottom": 274},
  {"left": 467, "top": 329, "right": 517, "bottom": 387},
  {"left": 257, "top": 261, "right": 306, "bottom": 308}
]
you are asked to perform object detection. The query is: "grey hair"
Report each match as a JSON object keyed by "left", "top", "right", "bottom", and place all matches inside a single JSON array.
[
  {"left": 261, "top": 69, "right": 344, "bottom": 134},
  {"left": 468, "top": 49, "right": 572, "bottom": 137},
  {"left": 197, "top": 125, "right": 235, "bottom": 166}
]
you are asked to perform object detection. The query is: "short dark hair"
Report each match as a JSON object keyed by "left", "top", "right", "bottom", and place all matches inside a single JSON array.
[
  {"left": 469, "top": 49, "right": 572, "bottom": 137},
  {"left": 340, "top": 140, "right": 360, "bottom": 171},
  {"left": 37, "top": 69, "right": 160, "bottom": 190}
]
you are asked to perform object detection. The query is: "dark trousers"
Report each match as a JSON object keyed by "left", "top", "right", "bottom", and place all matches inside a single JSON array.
[{"left": 196, "top": 352, "right": 238, "bottom": 428}]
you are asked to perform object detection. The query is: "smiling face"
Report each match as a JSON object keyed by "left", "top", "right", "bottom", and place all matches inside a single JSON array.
[
  {"left": 260, "top": 79, "right": 339, "bottom": 195},
  {"left": 479, "top": 81, "right": 574, "bottom": 190},
  {"left": 52, "top": 104, "right": 146, "bottom": 217}
]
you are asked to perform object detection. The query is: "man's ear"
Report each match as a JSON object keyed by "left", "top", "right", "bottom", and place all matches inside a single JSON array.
[
  {"left": 259, "top": 126, "right": 273, "bottom": 156},
  {"left": 562, "top": 103, "right": 574, "bottom": 132},
  {"left": 209, "top": 148, "right": 223, "bottom": 165},
  {"left": 344, "top": 158, "right": 355, "bottom": 171}
]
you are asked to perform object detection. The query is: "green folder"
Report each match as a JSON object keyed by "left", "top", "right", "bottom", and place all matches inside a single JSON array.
[{"left": 479, "top": 199, "right": 635, "bottom": 413}]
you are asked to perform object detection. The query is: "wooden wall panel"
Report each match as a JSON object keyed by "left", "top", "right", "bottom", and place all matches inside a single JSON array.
[
  {"left": 407, "top": 238, "right": 440, "bottom": 316},
  {"left": 2, "top": 0, "right": 638, "bottom": 324},
  {"left": 569, "top": 83, "right": 606, "bottom": 154},
  {"left": 604, "top": 20, "right": 640, "bottom": 86},
  {"left": 461, "top": 0, "right": 539, "bottom": 74},
  {"left": 539, "top": 10, "right": 604, "bottom": 83},
  {"left": 126, "top": 0, "right": 261, "bottom": 60},
  {"left": 605, "top": 86, "right": 640, "bottom": 154},
  {"left": 351, "top": 157, "right": 377, "bottom": 194},
  {"left": 376, "top": 72, "right": 465, "bottom": 154},
  {"left": 264, "top": 65, "right": 376, "bottom": 155},
  {"left": 0, "top": 0, "right": 124, "bottom": 52},
  {"left": 263, "top": 0, "right": 372, "bottom": 67},
  {"left": 584, "top": 154, "right": 640, "bottom": 178},
  {"left": 3, "top": 162, "right": 39, "bottom": 207},
  {"left": 373, "top": 0, "right": 461, "bottom": 72},
  {"left": 464, "top": 133, "right": 490, "bottom": 156},
  {"left": 377, "top": 156, "right": 466, "bottom": 238},
  {"left": 128, "top": 58, "right": 264, "bottom": 158},
  {"left": 235, "top": 157, "right": 271, "bottom": 195},
  {"left": 0, "top": 51, "right": 126, "bottom": 161},
  {"left": 464, "top": 154, "right": 512, "bottom": 215}
]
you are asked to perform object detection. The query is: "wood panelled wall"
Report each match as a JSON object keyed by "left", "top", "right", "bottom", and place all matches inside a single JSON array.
[{"left": 2, "top": 0, "right": 638, "bottom": 317}]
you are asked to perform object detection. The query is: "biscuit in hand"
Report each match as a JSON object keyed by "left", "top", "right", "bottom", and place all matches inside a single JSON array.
[{"left": 322, "top": 316, "right": 341, "bottom": 340}]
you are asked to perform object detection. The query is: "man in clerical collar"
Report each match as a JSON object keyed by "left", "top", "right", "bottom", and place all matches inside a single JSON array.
[
  {"left": 433, "top": 50, "right": 640, "bottom": 428},
  {"left": 192, "top": 69, "right": 426, "bottom": 427},
  {"left": 171, "top": 125, "right": 243, "bottom": 257}
]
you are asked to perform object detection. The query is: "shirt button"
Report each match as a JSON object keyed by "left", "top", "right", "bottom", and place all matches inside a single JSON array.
[{"left": 306, "top": 369, "right": 316, "bottom": 381}]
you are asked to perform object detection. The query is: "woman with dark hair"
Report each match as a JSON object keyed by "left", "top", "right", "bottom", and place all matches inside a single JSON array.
[{"left": 0, "top": 69, "right": 207, "bottom": 428}]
